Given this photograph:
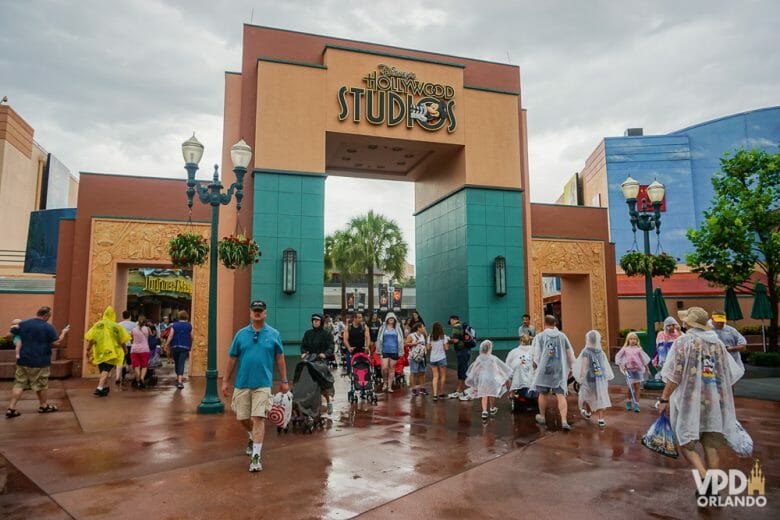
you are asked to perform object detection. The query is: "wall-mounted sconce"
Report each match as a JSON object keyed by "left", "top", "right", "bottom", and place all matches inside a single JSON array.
[
  {"left": 494, "top": 255, "right": 506, "bottom": 297},
  {"left": 282, "top": 248, "right": 297, "bottom": 295}
]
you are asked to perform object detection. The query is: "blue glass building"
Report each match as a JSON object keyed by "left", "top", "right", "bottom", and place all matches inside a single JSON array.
[{"left": 571, "top": 106, "right": 780, "bottom": 263}]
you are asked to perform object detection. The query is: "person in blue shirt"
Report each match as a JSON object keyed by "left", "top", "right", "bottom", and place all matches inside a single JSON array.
[
  {"left": 5, "top": 306, "right": 70, "bottom": 418},
  {"left": 221, "top": 300, "right": 289, "bottom": 473}
]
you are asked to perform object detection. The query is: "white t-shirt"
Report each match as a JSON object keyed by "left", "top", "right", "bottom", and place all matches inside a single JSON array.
[{"left": 428, "top": 336, "right": 449, "bottom": 363}]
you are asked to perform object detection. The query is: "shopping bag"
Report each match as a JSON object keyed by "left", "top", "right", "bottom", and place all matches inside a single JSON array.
[
  {"left": 268, "top": 391, "right": 293, "bottom": 429},
  {"left": 727, "top": 420, "right": 753, "bottom": 457},
  {"left": 641, "top": 413, "right": 679, "bottom": 458}
]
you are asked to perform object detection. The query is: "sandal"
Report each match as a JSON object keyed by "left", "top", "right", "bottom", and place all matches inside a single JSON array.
[
  {"left": 5, "top": 408, "right": 21, "bottom": 418},
  {"left": 38, "top": 404, "right": 58, "bottom": 413}
]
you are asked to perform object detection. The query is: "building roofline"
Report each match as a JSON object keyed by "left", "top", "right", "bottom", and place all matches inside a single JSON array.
[{"left": 670, "top": 106, "right": 780, "bottom": 135}]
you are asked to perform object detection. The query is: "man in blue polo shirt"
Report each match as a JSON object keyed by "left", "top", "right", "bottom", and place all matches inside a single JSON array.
[
  {"left": 5, "top": 306, "right": 70, "bottom": 418},
  {"left": 222, "top": 299, "right": 288, "bottom": 472}
]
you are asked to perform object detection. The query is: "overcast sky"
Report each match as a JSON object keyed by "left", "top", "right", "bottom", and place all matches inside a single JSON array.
[{"left": 2, "top": 1, "right": 779, "bottom": 264}]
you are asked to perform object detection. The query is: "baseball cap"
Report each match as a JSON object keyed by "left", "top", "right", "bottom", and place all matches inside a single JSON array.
[
  {"left": 250, "top": 300, "right": 267, "bottom": 311},
  {"left": 311, "top": 313, "right": 323, "bottom": 320},
  {"left": 711, "top": 312, "right": 727, "bottom": 323}
]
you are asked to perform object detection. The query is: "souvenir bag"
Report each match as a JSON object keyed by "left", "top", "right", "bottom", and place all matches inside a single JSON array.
[
  {"left": 268, "top": 391, "right": 293, "bottom": 429},
  {"left": 410, "top": 334, "right": 426, "bottom": 362},
  {"left": 641, "top": 412, "right": 679, "bottom": 458},
  {"left": 727, "top": 420, "right": 753, "bottom": 457}
]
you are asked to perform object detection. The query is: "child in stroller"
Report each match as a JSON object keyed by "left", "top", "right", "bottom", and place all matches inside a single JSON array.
[
  {"left": 348, "top": 351, "right": 378, "bottom": 404},
  {"left": 393, "top": 343, "right": 409, "bottom": 389}
]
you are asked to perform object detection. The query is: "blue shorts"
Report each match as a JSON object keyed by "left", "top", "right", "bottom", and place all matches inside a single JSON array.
[
  {"left": 409, "top": 359, "right": 426, "bottom": 374},
  {"left": 456, "top": 349, "right": 471, "bottom": 380},
  {"left": 535, "top": 385, "right": 565, "bottom": 395},
  {"left": 429, "top": 359, "right": 447, "bottom": 367},
  {"left": 626, "top": 370, "right": 642, "bottom": 382}
]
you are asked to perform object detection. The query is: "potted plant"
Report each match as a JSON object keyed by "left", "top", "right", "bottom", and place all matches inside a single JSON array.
[
  {"left": 651, "top": 252, "right": 677, "bottom": 279},
  {"left": 619, "top": 251, "right": 652, "bottom": 277},
  {"left": 218, "top": 234, "right": 261, "bottom": 269},
  {"left": 168, "top": 232, "right": 209, "bottom": 268}
]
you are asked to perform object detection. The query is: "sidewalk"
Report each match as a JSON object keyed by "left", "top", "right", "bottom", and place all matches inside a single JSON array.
[{"left": 1, "top": 366, "right": 778, "bottom": 519}]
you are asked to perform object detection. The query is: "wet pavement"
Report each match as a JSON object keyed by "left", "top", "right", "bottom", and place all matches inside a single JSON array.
[{"left": 1, "top": 362, "right": 779, "bottom": 519}]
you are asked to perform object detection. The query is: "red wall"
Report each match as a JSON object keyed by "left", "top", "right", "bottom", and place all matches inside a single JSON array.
[{"left": 56, "top": 173, "right": 211, "bottom": 364}]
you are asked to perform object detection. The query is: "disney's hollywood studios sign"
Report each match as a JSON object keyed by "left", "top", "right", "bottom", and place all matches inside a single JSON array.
[{"left": 337, "top": 64, "right": 457, "bottom": 133}]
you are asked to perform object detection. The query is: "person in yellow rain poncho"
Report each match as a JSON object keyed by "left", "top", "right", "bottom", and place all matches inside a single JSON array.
[{"left": 85, "top": 306, "right": 131, "bottom": 397}]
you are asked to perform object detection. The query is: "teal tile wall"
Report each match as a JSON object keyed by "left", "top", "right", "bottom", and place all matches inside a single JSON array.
[
  {"left": 416, "top": 188, "right": 526, "bottom": 353},
  {"left": 252, "top": 171, "right": 324, "bottom": 353}
]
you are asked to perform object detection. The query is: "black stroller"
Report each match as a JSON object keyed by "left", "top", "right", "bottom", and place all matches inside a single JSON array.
[{"left": 291, "top": 355, "right": 334, "bottom": 434}]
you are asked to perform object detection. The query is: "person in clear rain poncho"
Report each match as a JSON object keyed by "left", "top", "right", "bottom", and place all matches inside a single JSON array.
[
  {"left": 530, "top": 315, "right": 576, "bottom": 430},
  {"left": 465, "top": 340, "right": 513, "bottom": 420},
  {"left": 658, "top": 307, "right": 744, "bottom": 483},
  {"left": 505, "top": 335, "right": 535, "bottom": 394},
  {"left": 573, "top": 330, "right": 614, "bottom": 427}
]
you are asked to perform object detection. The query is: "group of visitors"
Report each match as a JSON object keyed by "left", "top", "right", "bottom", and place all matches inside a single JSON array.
[
  {"left": 83, "top": 308, "right": 193, "bottom": 394},
  {"left": 5, "top": 299, "right": 749, "bottom": 489}
]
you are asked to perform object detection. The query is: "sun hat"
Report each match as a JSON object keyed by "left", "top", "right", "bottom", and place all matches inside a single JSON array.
[{"left": 678, "top": 306, "right": 711, "bottom": 331}]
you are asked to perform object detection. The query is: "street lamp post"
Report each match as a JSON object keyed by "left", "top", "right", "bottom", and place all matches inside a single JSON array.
[
  {"left": 182, "top": 134, "right": 252, "bottom": 414},
  {"left": 620, "top": 177, "right": 666, "bottom": 390}
]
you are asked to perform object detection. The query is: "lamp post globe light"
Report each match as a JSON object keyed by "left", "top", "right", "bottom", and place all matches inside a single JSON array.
[
  {"left": 182, "top": 134, "right": 252, "bottom": 414},
  {"left": 620, "top": 176, "right": 666, "bottom": 390}
]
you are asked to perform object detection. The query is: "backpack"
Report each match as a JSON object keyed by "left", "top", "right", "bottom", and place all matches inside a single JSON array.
[
  {"left": 409, "top": 333, "right": 427, "bottom": 362},
  {"left": 463, "top": 323, "right": 477, "bottom": 349}
]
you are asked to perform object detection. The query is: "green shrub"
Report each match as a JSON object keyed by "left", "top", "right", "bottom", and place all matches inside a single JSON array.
[
  {"left": 0, "top": 337, "right": 14, "bottom": 350},
  {"left": 748, "top": 352, "right": 780, "bottom": 367},
  {"left": 737, "top": 325, "right": 764, "bottom": 336}
]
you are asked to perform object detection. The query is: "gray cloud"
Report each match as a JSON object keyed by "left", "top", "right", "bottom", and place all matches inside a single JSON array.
[{"left": 1, "top": 0, "right": 778, "bottom": 260}]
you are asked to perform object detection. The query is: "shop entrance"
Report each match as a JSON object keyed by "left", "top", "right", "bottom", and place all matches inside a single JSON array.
[{"left": 124, "top": 267, "right": 192, "bottom": 322}]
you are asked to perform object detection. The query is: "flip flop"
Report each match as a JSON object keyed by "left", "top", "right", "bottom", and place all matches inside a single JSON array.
[
  {"left": 38, "top": 404, "right": 58, "bottom": 413},
  {"left": 5, "top": 408, "right": 21, "bottom": 418}
]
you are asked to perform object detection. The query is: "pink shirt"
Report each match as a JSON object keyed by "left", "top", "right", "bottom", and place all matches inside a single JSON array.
[{"left": 131, "top": 326, "right": 150, "bottom": 354}]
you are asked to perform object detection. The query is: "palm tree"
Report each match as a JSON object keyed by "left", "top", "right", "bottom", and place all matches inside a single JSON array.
[
  {"left": 330, "top": 230, "right": 361, "bottom": 318},
  {"left": 347, "top": 211, "right": 408, "bottom": 314}
]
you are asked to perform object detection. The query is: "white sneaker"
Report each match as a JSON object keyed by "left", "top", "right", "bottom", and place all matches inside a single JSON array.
[
  {"left": 581, "top": 408, "right": 592, "bottom": 419},
  {"left": 562, "top": 422, "right": 572, "bottom": 431},
  {"left": 653, "top": 399, "right": 660, "bottom": 410},
  {"left": 249, "top": 453, "right": 263, "bottom": 472},
  {"left": 489, "top": 407, "right": 498, "bottom": 416},
  {"left": 448, "top": 392, "right": 460, "bottom": 399},
  {"left": 458, "top": 393, "right": 471, "bottom": 401}
]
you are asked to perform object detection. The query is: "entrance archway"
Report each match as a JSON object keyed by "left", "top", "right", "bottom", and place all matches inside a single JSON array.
[
  {"left": 225, "top": 32, "right": 531, "bottom": 352},
  {"left": 83, "top": 218, "right": 210, "bottom": 377}
]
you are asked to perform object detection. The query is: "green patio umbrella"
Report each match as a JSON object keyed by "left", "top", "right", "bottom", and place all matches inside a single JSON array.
[
  {"left": 652, "top": 288, "right": 670, "bottom": 324},
  {"left": 750, "top": 282, "right": 773, "bottom": 352},
  {"left": 724, "top": 287, "right": 744, "bottom": 321}
]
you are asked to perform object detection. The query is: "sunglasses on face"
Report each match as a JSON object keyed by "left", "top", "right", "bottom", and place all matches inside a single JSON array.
[{"left": 253, "top": 331, "right": 260, "bottom": 343}]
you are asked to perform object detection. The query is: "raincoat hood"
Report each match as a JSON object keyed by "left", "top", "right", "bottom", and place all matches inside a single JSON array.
[
  {"left": 102, "top": 306, "right": 117, "bottom": 322},
  {"left": 479, "top": 339, "right": 493, "bottom": 355},
  {"left": 663, "top": 317, "right": 679, "bottom": 328},
  {"left": 585, "top": 330, "right": 602, "bottom": 351}
]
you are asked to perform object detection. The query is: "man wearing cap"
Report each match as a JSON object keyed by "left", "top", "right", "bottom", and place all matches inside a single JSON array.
[
  {"left": 658, "top": 307, "right": 744, "bottom": 490},
  {"left": 300, "top": 313, "right": 335, "bottom": 414},
  {"left": 222, "top": 300, "right": 288, "bottom": 473},
  {"left": 711, "top": 310, "right": 747, "bottom": 371}
]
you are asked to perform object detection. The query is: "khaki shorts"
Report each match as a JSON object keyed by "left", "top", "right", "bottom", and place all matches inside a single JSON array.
[
  {"left": 231, "top": 387, "right": 272, "bottom": 421},
  {"left": 681, "top": 432, "right": 726, "bottom": 450},
  {"left": 14, "top": 366, "right": 51, "bottom": 392}
]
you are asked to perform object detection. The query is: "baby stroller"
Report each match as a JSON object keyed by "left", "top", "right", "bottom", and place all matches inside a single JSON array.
[
  {"left": 510, "top": 388, "right": 538, "bottom": 413},
  {"left": 144, "top": 343, "right": 161, "bottom": 387},
  {"left": 348, "top": 351, "right": 378, "bottom": 404},
  {"left": 291, "top": 354, "right": 333, "bottom": 433},
  {"left": 370, "top": 350, "right": 383, "bottom": 390},
  {"left": 393, "top": 344, "right": 409, "bottom": 389}
]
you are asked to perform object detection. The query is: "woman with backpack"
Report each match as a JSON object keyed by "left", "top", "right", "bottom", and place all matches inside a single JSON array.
[{"left": 405, "top": 322, "right": 428, "bottom": 397}]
